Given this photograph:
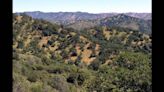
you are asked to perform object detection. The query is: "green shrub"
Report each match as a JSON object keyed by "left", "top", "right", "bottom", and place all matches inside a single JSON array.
[
  {"left": 49, "top": 76, "right": 69, "bottom": 92},
  {"left": 30, "top": 82, "right": 43, "bottom": 92}
]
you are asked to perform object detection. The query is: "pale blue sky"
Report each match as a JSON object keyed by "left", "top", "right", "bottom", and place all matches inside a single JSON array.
[{"left": 13, "top": 0, "right": 151, "bottom": 13}]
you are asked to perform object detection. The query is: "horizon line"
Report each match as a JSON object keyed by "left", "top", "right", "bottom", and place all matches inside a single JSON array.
[{"left": 13, "top": 11, "right": 152, "bottom": 14}]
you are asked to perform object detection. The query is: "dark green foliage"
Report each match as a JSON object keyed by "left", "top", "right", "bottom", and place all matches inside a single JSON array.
[
  {"left": 17, "top": 41, "right": 24, "bottom": 48},
  {"left": 67, "top": 72, "right": 87, "bottom": 86},
  {"left": 26, "top": 71, "right": 39, "bottom": 82},
  {"left": 88, "top": 60, "right": 101, "bottom": 71},
  {"left": 47, "top": 40, "right": 53, "bottom": 45},
  {"left": 49, "top": 76, "right": 69, "bottom": 92},
  {"left": 112, "top": 52, "right": 151, "bottom": 92},
  {"left": 87, "top": 51, "right": 151, "bottom": 92}
]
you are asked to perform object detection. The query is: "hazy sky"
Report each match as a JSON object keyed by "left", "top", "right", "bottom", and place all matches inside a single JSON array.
[{"left": 13, "top": 0, "right": 151, "bottom": 13}]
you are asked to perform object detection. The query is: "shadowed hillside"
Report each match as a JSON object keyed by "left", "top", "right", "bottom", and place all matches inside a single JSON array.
[{"left": 67, "top": 14, "right": 151, "bottom": 34}]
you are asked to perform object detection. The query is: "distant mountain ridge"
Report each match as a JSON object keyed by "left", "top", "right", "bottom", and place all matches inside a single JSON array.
[
  {"left": 15, "top": 11, "right": 151, "bottom": 33},
  {"left": 16, "top": 11, "right": 151, "bottom": 24},
  {"left": 66, "top": 14, "right": 151, "bottom": 33},
  {"left": 124, "top": 13, "right": 151, "bottom": 20},
  {"left": 98, "top": 14, "right": 151, "bottom": 33}
]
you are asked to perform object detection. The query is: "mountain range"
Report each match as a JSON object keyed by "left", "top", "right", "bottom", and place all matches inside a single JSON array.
[
  {"left": 16, "top": 11, "right": 151, "bottom": 33},
  {"left": 18, "top": 11, "right": 151, "bottom": 21}
]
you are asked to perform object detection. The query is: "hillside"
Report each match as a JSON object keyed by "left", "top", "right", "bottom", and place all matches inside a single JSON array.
[
  {"left": 124, "top": 13, "right": 151, "bottom": 20},
  {"left": 66, "top": 14, "right": 152, "bottom": 34},
  {"left": 13, "top": 14, "right": 152, "bottom": 92},
  {"left": 98, "top": 14, "right": 151, "bottom": 33},
  {"left": 67, "top": 14, "right": 151, "bottom": 34}
]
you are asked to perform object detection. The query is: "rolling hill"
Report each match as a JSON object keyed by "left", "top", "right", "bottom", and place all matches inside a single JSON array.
[{"left": 13, "top": 13, "right": 152, "bottom": 92}]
